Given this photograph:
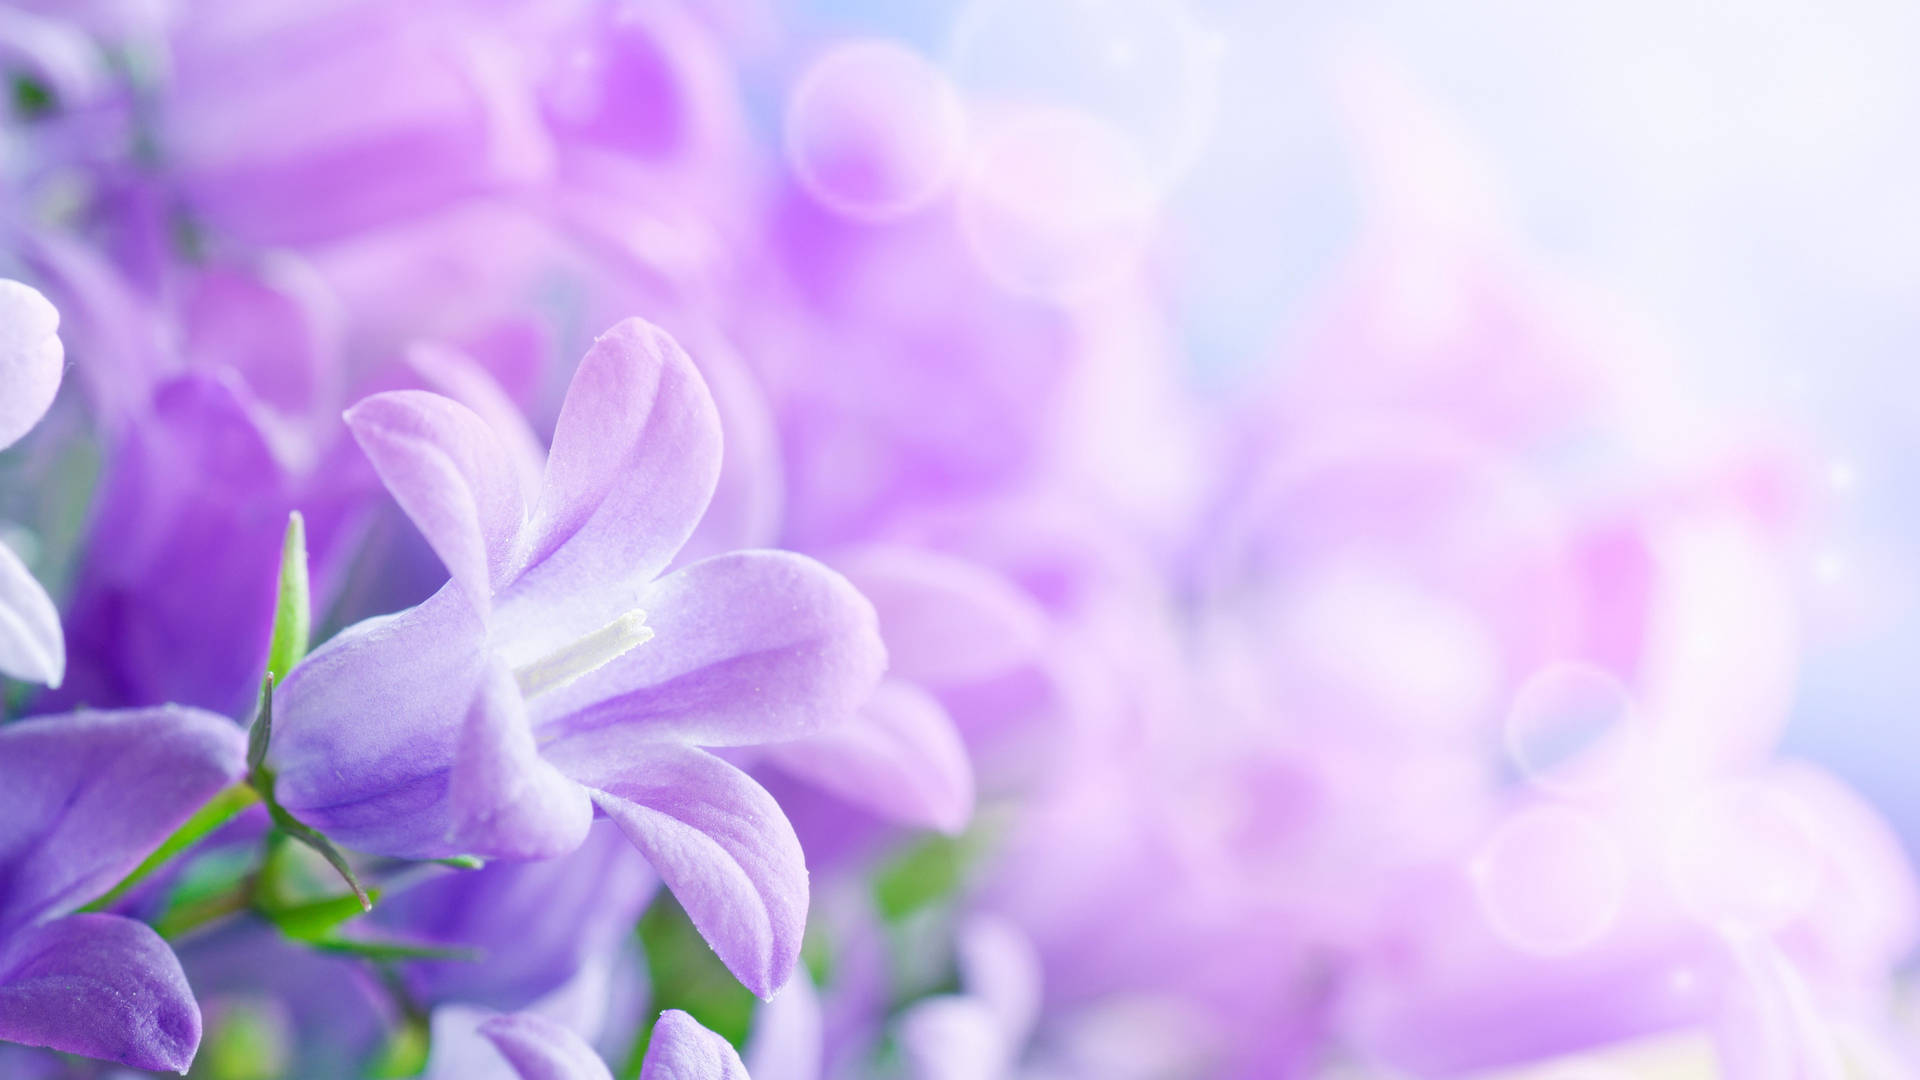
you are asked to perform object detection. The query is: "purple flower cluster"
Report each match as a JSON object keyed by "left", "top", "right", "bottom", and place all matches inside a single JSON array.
[{"left": 0, "top": 2, "right": 1915, "bottom": 1078}]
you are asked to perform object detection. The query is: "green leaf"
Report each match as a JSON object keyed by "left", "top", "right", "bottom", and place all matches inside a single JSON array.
[
  {"left": 873, "top": 834, "right": 970, "bottom": 923},
  {"left": 433, "top": 855, "right": 486, "bottom": 870},
  {"left": 79, "top": 783, "right": 261, "bottom": 913},
  {"left": 265, "top": 510, "right": 311, "bottom": 686}
]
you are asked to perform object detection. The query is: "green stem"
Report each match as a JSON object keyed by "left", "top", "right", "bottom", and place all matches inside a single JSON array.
[
  {"left": 155, "top": 876, "right": 258, "bottom": 940},
  {"left": 80, "top": 783, "right": 262, "bottom": 913}
]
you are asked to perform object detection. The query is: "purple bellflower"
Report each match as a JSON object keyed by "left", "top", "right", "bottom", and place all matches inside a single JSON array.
[
  {"left": 0, "top": 279, "right": 66, "bottom": 689},
  {"left": 270, "top": 317, "right": 886, "bottom": 998},
  {"left": 0, "top": 707, "right": 248, "bottom": 1071}
]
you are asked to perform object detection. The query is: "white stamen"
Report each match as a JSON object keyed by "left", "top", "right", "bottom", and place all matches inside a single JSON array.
[{"left": 513, "top": 610, "right": 653, "bottom": 698}]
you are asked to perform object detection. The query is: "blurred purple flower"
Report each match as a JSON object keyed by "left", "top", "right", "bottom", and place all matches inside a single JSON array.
[
  {"left": 272, "top": 318, "right": 885, "bottom": 997},
  {"left": 0, "top": 279, "right": 65, "bottom": 688},
  {"left": 0, "top": 706, "right": 246, "bottom": 1071},
  {"left": 375, "top": 822, "right": 657, "bottom": 1014}
]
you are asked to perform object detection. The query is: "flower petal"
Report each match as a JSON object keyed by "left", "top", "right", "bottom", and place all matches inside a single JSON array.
[
  {"left": 0, "top": 279, "right": 63, "bottom": 453},
  {"left": 531, "top": 551, "right": 884, "bottom": 749},
  {"left": 271, "top": 584, "right": 487, "bottom": 859},
  {"left": 380, "top": 824, "right": 656, "bottom": 1012},
  {"left": 641, "top": 1010, "right": 749, "bottom": 1080},
  {"left": 501, "top": 319, "right": 721, "bottom": 649},
  {"left": 743, "top": 974, "right": 821, "bottom": 1080},
  {"left": 51, "top": 372, "right": 292, "bottom": 718},
  {"left": 479, "top": 1012, "right": 615, "bottom": 1080},
  {"left": 0, "top": 537, "right": 63, "bottom": 688},
  {"left": 408, "top": 342, "right": 548, "bottom": 507},
  {"left": 345, "top": 389, "right": 527, "bottom": 614},
  {"left": 0, "top": 707, "right": 246, "bottom": 934},
  {"left": 954, "top": 918, "right": 1042, "bottom": 1049},
  {"left": 762, "top": 679, "right": 974, "bottom": 834},
  {"left": 446, "top": 662, "right": 594, "bottom": 861},
  {"left": 554, "top": 742, "right": 805, "bottom": 999},
  {"left": 896, "top": 996, "right": 1012, "bottom": 1080},
  {"left": 0, "top": 913, "right": 199, "bottom": 1073}
]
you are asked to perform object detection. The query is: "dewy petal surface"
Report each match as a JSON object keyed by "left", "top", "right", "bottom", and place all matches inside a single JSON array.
[
  {"left": 762, "top": 678, "right": 975, "bottom": 834},
  {"left": 271, "top": 584, "right": 489, "bottom": 858},
  {"left": 0, "top": 914, "right": 200, "bottom": 1073},
  {"left": 556, "top": 742, "right": 806, "bottom": 1000},
  {"left": 346, "top": 389, "right": 528, "bottom": 613},
  {"left": 0, "top": 538, "right": 64, "bottom": 688},
  {"left": 446, "top": 662, "right": 594, "bottom": 861},
  {"left": 531, "top": 551, "right": 884, "bottom": 748},
  {"left": 0, "top": 279, "right": 63, "bottom": 452},
  {"left": 640, "top": 1010, "right": 750, "bottom": 1080},
  {"left": 479, "top": 1011, "right": 615, "bottom": 1080},
  {"left": 0, "top": 707, "right": 246, "bottom": 934},
  {"left": 499, "top": 318, "right": 722, "bottom": 660}
]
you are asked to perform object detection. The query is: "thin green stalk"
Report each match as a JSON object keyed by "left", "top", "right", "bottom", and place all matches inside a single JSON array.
[{"left": 80, "top": 783, "right": 261, "bottom": 913}]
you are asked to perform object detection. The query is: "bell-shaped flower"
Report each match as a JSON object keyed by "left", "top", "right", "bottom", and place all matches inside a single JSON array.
[
  {"left": 270, "top": 318, "right": 886, "bottom": 998},
  {"left": 0, "top": 279, "right": 67, "bottom": 689},
  {"left": 0, "top": 706, "right": 248, "bottom": 1071}
]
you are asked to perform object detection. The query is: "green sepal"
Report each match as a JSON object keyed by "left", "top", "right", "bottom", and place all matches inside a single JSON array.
[
  {"left": 268, "top": 802, "right": 373, "bottom": 912},
  {"left": 264, "top": 510, "right": 311, "bottom": 686},
  {"left": 246, "top": 673, "right": 274, "bottom": 777},
  {"left": 266, "top": 888, "right": 387, "bottom": 942}
]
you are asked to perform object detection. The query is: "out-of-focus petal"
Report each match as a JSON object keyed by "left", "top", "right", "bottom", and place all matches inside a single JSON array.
[
  {"left": 531, "top": 551, "right": 883, "bottom": 749},
  {"left": 504, "top": 319, "right": 721, "bottom": 646},
  {"left": 181, "top": 260, "right": 339, "bottom": 420},
  {"left": 837, "top": 546, "right": 1048, "bottom": 688},
  {"left": 272, "top": 585, "right": 487, "bottom": 859},
  {"left": 480, "top": 1012, "right": 615, "bottom": 1080},
  {"left": 0, "top": 914, "right": 199, "bottom": 1073},
  {"left": 762, "top": 679, "right": 973, "bottom": 834},
  {"left": 956, "top": 918, "right": 1043, "bottom": 1051},
  {"left": 0, "top": 539, "right": 64, "bottom": 688},
  {"left": 425, "top": 1006, "right": 511, "bottom": 1080},
  {"left": 381, "top": 825, "right": 657, "bottom": 1012},
  {"left": 0, "top": 707, "right": 246, "bottom": 934},
  {"left": 743, "top": 973, "right": 821, "bottom": 1080},
  {"left": 447, "top": 663, "right": 593, "bottom": 861},
  {"left": 0, "top": 279, "right": 63, "bottom": 453},
  {"left": 345, "top": 390, "right": 527, "bottom": 613},
  {"left": 557, "top": 742, "right": 804, "bottom": 999},
  {"left": 896, "top": 996, "right": 1011, "bottom": 1080},
  {"left": 52, "top": 372, "right": 294, "bottom": 718},
  {"left": 640, "top": 1010, "right": 750, "bottom": 1080},
  {"left": 674, "top": 335, "right": 785, "bottom": 567}
]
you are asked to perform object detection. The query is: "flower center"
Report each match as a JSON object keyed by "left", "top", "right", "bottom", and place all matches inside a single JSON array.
[{"left": 512, "top": 610, "right": 653, "bottom": 698}]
